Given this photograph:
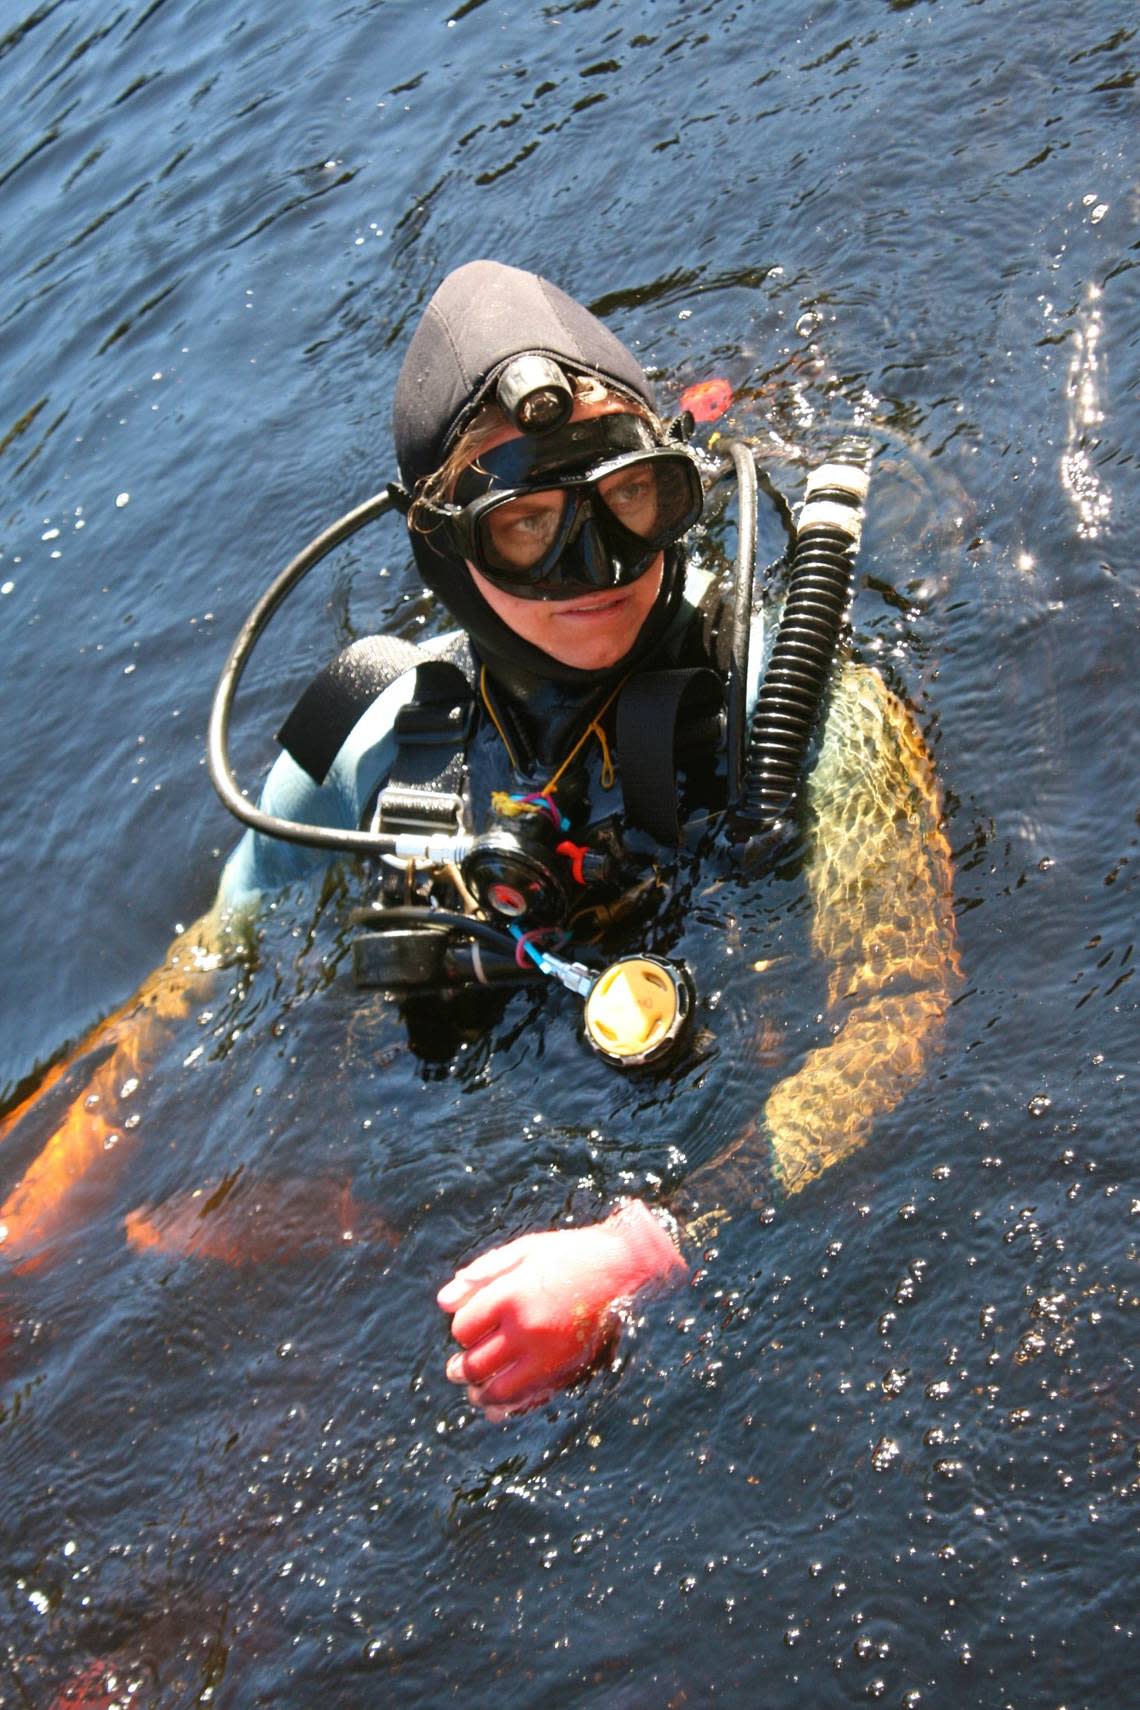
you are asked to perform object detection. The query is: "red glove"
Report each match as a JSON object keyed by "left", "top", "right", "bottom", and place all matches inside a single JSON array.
[{"left": 437, "top": 1200, "right": 687, "bottom": 1420}]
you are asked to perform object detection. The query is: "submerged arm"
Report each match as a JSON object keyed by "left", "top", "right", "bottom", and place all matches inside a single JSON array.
[
  {"left": 684, "top": 658, "right": 961, "bottom": 1215},
  {"left": 0, "top": 904, "right": 244, "bottom": 1267},
  {"left": 1, "top": 762, "right": 325, "bottom": 1267},
  {"left": 0, "top": 667, "right": 417, "bottom": 1270}
]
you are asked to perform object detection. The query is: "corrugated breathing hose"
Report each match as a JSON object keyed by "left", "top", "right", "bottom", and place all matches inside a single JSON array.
[{"left": 737, "top": 439, "right": 871, "bottom": 828}]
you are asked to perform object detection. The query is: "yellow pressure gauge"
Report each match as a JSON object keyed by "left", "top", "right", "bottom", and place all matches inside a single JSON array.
[{"left": 583, "top": 955, "right": 692, "bottom": 1067}]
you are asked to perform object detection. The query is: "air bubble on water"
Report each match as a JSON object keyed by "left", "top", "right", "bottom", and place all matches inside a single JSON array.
[
  {"left": 870, "top": 1437, "right": 899, "bottom": 1471},
  {"left": 1027, "top": 1093, "right": 1052, "bottom": 1117},
  {"left": 115, "top": 492, "right": 130, "bottom": 508}
]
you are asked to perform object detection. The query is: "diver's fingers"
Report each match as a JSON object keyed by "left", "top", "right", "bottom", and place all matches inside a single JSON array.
[
  {"left": 467, "top": 1350, "right": 556, "bottom": 1412},
  {"left": 446, "top": 1273, "right": 521, "bottom": 1350},
  {"left": 477, "top": 1398, "right": 540, "bottom": 1424},
  {"left": 471, "top": 1381, "right": 552, "bottom": 1423},
  {"left": 436, "top": 1236, "right": 533, "bottom": 1314},
  {"left": 445, "top": 1328, "right": 511, "bottom": 1386}
]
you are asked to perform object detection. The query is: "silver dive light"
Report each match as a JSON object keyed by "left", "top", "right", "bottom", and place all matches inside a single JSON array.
[{"left": 495, "top": 354, "right": 575, "bottom": 435}]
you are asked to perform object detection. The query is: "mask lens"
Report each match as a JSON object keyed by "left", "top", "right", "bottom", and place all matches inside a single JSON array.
[
  {"left": 451, "top": 440, "right": 704, "bottom": 598},
  {"left": 596, "top": 455, "right": 697, "bottom": 543},
  {"left": 481, "top": 489, "right": 568, "bottom": 572}
]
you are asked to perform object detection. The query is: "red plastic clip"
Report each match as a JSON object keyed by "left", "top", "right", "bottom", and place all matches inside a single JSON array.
[{"left": 556, "top": 839, "right": 589, "bottom": 886}]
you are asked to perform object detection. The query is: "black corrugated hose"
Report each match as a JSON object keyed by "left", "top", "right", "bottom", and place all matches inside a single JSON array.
[{"left": 737, "top": 438, "right": 871, "bottom": 829}]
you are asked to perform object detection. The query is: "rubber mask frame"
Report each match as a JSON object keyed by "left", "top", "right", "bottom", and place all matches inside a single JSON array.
[{"left": 423, "top": 413, "right": 704, "bottom": 601}]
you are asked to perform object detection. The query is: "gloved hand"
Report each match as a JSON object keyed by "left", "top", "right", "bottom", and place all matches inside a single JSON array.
[{"left": 437, "top": 1199, "right": 687, "bottom": 1420}]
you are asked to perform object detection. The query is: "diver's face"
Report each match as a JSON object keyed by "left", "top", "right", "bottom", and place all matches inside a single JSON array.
[{"left": 464, "top": 397, "right": 665, "bottom": 673}]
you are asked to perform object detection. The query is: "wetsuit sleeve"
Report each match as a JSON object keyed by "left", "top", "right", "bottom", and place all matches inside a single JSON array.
[
  {"left": 216, "top": 750, "right": 357, "bottom": 907},
  {"left": 216, "top": 669, "right": 423, "bottom": 911},
  {"left": 681, "top": 658, "right": 961, "bottom": 1218}
]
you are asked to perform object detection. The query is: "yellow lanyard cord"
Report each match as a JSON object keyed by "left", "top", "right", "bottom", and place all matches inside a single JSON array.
[
  {"left": 480, "top": 666, "right": 624, "bottom": 802},
  {"left": 479, "top": 665, "right": 521, "bottom": 772},
  {"left": 545, "top": 682, "right": 621, "bottom": 793}
]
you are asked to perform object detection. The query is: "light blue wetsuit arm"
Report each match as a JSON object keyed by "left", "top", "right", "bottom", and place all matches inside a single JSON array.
[{"left": 216, "top": 668, "right": 425, "bottom": 912}]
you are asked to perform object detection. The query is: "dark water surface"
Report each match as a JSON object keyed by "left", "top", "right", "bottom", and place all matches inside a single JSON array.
[{"left": 2, "top": 0, "right": 1137, "bottom": 1704}]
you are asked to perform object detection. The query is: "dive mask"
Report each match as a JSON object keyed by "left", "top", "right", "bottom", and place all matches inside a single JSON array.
[{"left": 424, "top": 413, "right": 704, "bottom": 601}]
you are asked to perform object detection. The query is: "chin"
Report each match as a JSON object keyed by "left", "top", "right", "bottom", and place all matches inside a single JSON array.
[
  {"left": 470, "top": 557, "right": 665, "bottom": 676},
  {"left": 547, "top": 631, "right": 638, "bottom": 672}
]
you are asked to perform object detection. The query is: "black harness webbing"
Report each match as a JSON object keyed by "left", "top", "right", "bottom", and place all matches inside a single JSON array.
[
  {"left": 278, "top": 635, "right": 427, "bottom": 785},
  {"left": 375, "top": 658, "right": 473, "bottom": 834},
  {"left": 615, "top": 667, "right": 724, "bottom": 844}
]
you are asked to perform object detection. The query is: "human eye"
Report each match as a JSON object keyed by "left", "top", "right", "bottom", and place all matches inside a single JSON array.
[
  {"left": 486, "top": 492, "right": 564, "bottom": 565},
  {"left": 603, "top": 471, "right": 651, "bottom": 508},
  {"left": 501, "top": 497, "right": 561, "bottom": 540},
  {"left": 599, "top": 465, "right": 658, "bottom": 531}
]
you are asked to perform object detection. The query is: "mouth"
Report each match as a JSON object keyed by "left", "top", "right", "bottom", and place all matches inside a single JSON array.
[{"left": 555, "top": 591, "right": 630, "bottom": 617}]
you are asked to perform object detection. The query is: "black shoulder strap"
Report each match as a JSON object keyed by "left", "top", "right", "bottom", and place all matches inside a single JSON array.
[
  {"left": 374, "top": 657, "right": 475, "bottom": 834},
  {"left": 277, "top": 634, "right": 472, "bottom": 785},
  {"left": 616, "top": 668, "right": 724, "bottom": 844}
]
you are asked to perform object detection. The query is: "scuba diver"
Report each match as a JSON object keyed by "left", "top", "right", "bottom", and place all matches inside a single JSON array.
[{"left": 0, "top": 261, "right": 959, "bottom": 1420}]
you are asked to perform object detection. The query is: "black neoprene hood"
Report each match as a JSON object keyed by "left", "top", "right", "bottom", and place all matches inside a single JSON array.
[
  {"left": 390, "top": 260, "right": 684, "bottom": 692},
  {"left": 393, "top": 259, "right": 656, "bottom": 487}
]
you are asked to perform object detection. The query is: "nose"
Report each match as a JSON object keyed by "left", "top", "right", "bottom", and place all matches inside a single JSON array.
[{"left": 563, "top": 500, "right": 616, "bottom": 588}]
